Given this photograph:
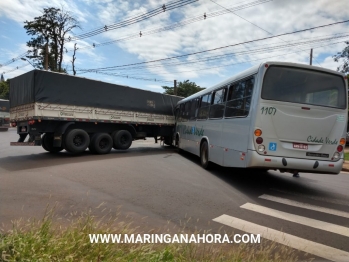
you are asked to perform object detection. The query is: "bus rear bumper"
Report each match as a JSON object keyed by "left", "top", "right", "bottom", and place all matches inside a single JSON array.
[{"left": 247, "top": 150, "right": 343, "bottom": 174}]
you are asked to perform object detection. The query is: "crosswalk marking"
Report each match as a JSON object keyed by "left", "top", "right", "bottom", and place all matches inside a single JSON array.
[
  {"left": 259, "top": 194, "right": 349, "bottom": 218},
  {"left": 269, "top": 188, "right": 349, "bottom": 206},
  {"left": 213, "top": 214, "right": 349, "bottom": 262},
  {"left": 241, "top": 203, "right": 349, "bottom": 237}
]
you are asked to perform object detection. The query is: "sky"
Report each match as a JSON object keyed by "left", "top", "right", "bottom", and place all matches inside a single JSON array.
[{"left": 0, "top": 0, "right": 348, "bottom": 93}]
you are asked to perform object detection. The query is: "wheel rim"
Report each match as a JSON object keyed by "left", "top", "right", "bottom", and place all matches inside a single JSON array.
[
  {"left": 120, "top": 135, "right": 129, "bottom": 145},
  {"left": 99, "top": 138, "right": 108, "bottom": 149},
  {"left": 73, "top": 135, "right": 84, "bottom": 146}
]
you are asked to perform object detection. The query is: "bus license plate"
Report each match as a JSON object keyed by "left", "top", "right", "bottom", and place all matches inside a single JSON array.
[{"left": 293, "top": 143, "right": 308, "bottom": 149}]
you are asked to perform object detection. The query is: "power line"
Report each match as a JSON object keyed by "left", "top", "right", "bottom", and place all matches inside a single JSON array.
[
  {"left": 79, "top": 19, "right": 349, "bottom": 72},
  {"left": 83, "top": 34, "right": 347, "bottom": 73},
  {"left": 71, "top": 0, "right": 272, "bottom": 51},
  {"left": 68, "top": 0, "right": 199, "bottom": 41},
  {"left": 209, "top": 0, "right": 324, "bottom": 67},
  {"left": 0, "top": 51, "right": 29, "bottom": 68}
]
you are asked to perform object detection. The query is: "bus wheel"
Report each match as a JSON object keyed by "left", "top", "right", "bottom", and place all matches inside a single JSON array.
[
  {"left": 200, "top": 141, "right": 210, "bottom": 169},
  {"left": 113, "top": 130, "right": 132, "bottom": 150},
  {"left": 42, "top": 133, "right": 64, "bottom": 153},
  {"left": 90, "top": 133, "right": 113, "bottom": 154},
  {"left": 64, "top": 129, "right": 90, "bottom": 154}
]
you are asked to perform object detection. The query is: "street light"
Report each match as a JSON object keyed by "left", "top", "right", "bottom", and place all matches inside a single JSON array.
[{"left": 21, "top": 58, "right": 35, "bottom": 69}]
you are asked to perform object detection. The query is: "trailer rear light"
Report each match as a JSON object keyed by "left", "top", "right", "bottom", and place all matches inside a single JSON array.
[
  {"left": 339, "top": 138, "right": 345, "bottom": 145},
  {"left": 254, "top": 129, "right": 262, "bottom": 136},
  {"left": 28, "top": 120, "right": 35, "bottom": 125},
  {"left": 11, "top": 122, "right": 17, "bottom": 127},
  {"left": 256, "top": 137, "right": 263, "bottom": 144},
  {"left": 337, "top": 145, "right": 343, "bottom": 152}
]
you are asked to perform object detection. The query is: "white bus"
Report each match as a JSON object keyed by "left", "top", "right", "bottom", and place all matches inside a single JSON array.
[{"left": 174, "top": 61, "right": 348, "bottom": 175}]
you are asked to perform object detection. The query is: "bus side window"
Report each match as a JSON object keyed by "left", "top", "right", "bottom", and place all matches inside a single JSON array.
[
  {"left": 190, "top": 98, "right": 198, "bottom": 120},
  {"left": 179, "top": 103, "right": 185, "bottom": 122},
  {"left": 225, "top": 77, "right": 254, "bottom": 118},
  {"left": 209, "top": 88, "right": 226, "bottom": 119},
  {"left": 175, "top": 107, "right": 180, "bottom": 121},
  {"left": 198, "top": 93, "right": 211, "bottom": 120}
]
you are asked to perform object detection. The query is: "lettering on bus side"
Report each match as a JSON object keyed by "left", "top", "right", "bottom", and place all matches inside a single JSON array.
[
  {"left": 307, "top": 136, "right": 338, "bottom": 145},
  {"left": 177, "top": 124, "right": 204, "bottom": 136},
  {"left": 260, "top": 107, "right": 276, "bottom": 115}
]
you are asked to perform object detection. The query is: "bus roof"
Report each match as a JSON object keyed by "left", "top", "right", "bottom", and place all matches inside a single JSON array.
[{"left": 177, "top": 61, "right": 346, "bottom": 105}]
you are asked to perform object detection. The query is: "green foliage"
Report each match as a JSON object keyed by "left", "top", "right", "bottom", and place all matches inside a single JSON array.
[
  {"left": 162, "top": 80, "right": 205, "bottom": 98},
  {"left": 24, "top": 7, "right": 80, "bottom": 72},
  {"left": 333, "top": 41, "right": 349, "bottom": 74},
  {"left": 0, "top": 207, "right": 299, "bottom": 262},
  {"left": 0, "top": 79, "right": 10, "bottom": 100}
]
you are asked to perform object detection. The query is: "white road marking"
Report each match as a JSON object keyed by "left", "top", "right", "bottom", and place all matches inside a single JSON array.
[
  {"left": 241, "top": 203, "right": 349, "bottom": 237},
  {"left": 213, "top": 214, "right": 349, "bottom": 262},
  {"left": 269, "top": 188, "right": 349, "bottom": 206},
  {"left": 259, "top": 194, "right": 349, "bottom": 218}
]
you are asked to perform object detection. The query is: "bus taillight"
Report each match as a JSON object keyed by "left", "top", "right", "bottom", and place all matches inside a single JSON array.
[
  {"left": 337, "top": 145, "right": 343, "bottom": 152},
  {"left": 256, "top": 137, "right": 263, "bottom": 144},
  {"left": 254, "top": 129, "right": 262, "bottom": 136},
  {"left": 339, "top": 138, "right": 345, "bottom": 145}
]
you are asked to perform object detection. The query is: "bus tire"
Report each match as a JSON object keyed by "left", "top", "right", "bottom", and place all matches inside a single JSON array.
[
  {"left": 90, "top": 133, "right": 113, "bottom": 154},
  {"left": 113, "top": 130, "right": 132, "bottom": 150},
  {"left": 42, "top": 133, "right": 64, "bottom": 153},
  {"left": 64, "top": 129, "right": 90, "bottom": 154},
  {"left": 200, "top": 141, "right": 210, "bottom": 169}
]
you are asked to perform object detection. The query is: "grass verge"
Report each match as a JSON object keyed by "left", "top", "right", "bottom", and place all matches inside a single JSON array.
[
  {"left": 0, "top": 207, "right": 304, "bottom": 262},
  {"left": 345, "top": 152, "right": 349, "bottom": 161}
]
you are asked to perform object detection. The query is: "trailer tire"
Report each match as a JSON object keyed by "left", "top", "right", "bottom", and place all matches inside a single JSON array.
[
  {"left": 64, "top": 129, "right": 90, "bottom": 154},
  {"left": 90, "top": 133, "right": 113, "bottom": 154},
  {"left": 164, "top": 136, "right": 172, "bottom": 146},
  {"left": 200, "top": 141, "right": 210, "bottom": 169},
  {"left": 113, "top": 130, "right": 132, "bottom": 150},
  {"left": 111, "top": 130, "right": 119, "bottom": 150},
  {"left": 42, "top": 133, "right": 64, "bottom": 153}
]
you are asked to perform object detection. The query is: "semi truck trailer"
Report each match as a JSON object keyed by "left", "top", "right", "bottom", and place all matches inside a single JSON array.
[
  {"left": 9, "top": 70, "right": 182, "bottom": 154},
  {"left": 0, "top": 99, "right": 10, "bottom": 131}
]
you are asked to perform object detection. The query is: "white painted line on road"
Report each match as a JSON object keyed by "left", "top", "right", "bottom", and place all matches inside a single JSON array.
[
  {"left": 259, "top": 194, "right": 349, "bottom": 219},
  {"left": 213, "top": 214, "right": 349, "bottom": 262},
  {"left": 269, "top": 188, "right": 349, "bottom": 207},
  {"left": 241, "top": 203, "right": 349, "bottom": 237}
]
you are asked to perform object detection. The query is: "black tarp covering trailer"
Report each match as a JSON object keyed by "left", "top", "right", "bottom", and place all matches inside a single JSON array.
[
  {"left": 9, "top": 70, "right": 182, "bottom": 154},
  {"left": 10, "top": 70, "right": 180, "bottom": 115}
]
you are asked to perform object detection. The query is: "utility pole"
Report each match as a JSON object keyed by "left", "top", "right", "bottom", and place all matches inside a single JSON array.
[
  {"left": 310, "top": 48, "right": 313, "bottom": 66},
  {"left": 45, "top": 43, "right": 49, "bottom": 70},
  {"left": 174, "top": 80, "right": 177, "bottom": 96}
]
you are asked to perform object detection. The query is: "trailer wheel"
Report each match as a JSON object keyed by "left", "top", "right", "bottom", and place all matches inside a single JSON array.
[
  {"left": 164, "top": 136, "right": 172, "bottom": 146},
  {"left": 42, "top": 133, "right": 64, "bottom": 153},
  {"left": 113, "top": 130, "right": 132, "bottom": 150},
  {"left": 64, "top": 129, "right": 90, "bottom": 154},
  {"left": 111, "top": 130, "right": 119, "bottom": 149},
  {"left": 90, "top": 133, "right": 113, "bottom": 154},
  {"left": 200, "top": 141, "right": 210, "bottom": 169}
]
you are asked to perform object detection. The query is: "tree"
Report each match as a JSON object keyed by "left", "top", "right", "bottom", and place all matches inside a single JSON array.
[
  {"left": 333, "top": 41, "right": 349, "bottom": 74},
  {"left": 162, "top": 80, "right": 205, "bottom": 97},
  {"left": 24, "top": 7, "right": 80, "bottom": 72},
  {"left": 0, "top": 79, "right": 10, "bottom": 100}
]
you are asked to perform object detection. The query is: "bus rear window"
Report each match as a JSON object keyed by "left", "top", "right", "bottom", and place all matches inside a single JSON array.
[{"left": 261, "top": 66, "right": 346, "bottom": 109}]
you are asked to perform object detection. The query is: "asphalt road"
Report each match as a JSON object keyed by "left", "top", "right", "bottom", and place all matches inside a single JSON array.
[{"left": 1, "top": 128, "right": 349, "bottom": 261}]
